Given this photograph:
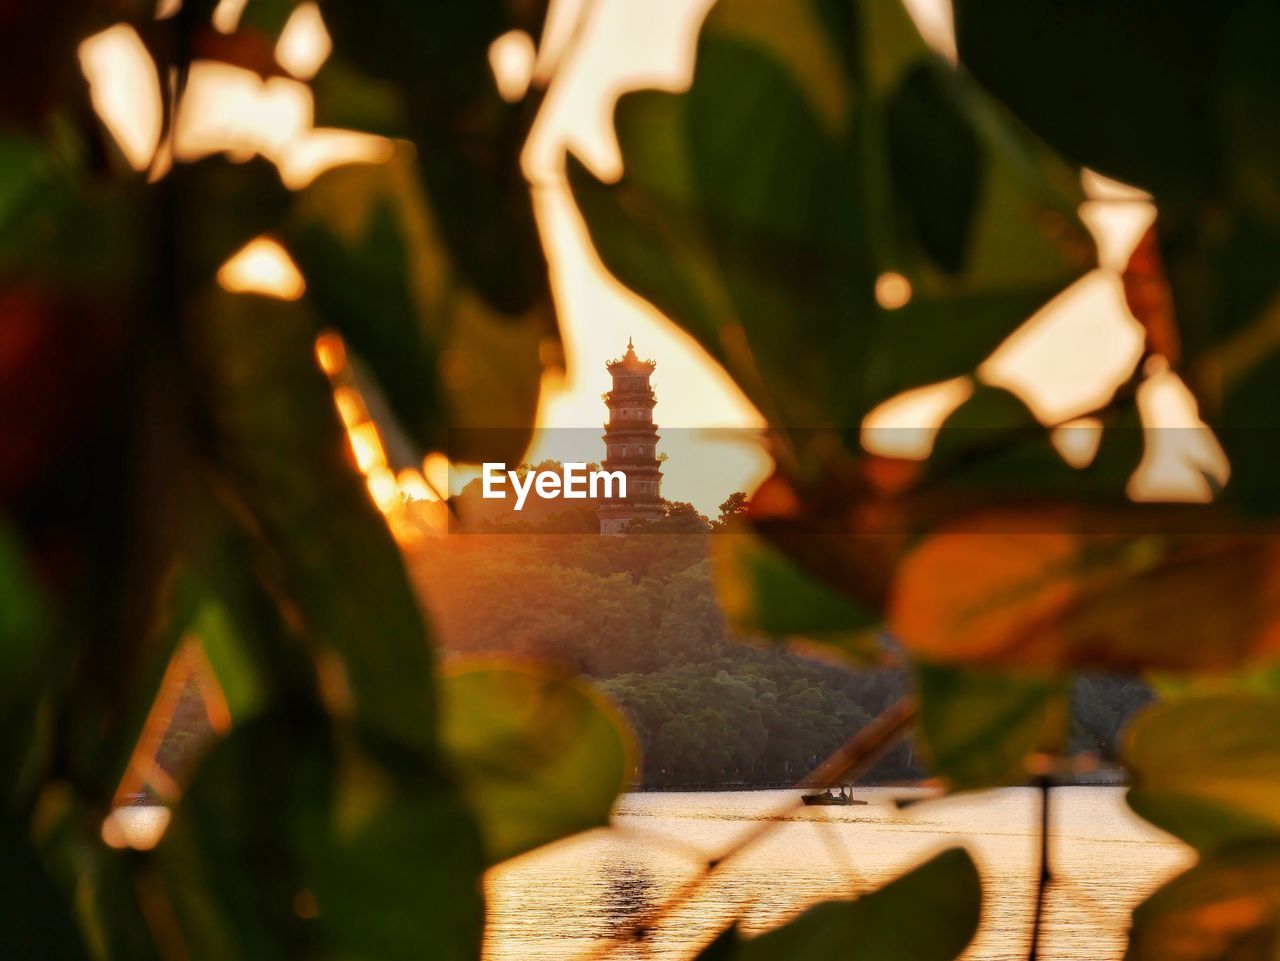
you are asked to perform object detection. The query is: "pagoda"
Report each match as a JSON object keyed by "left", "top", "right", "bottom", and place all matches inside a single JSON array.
[{"left": 597, "top": 339, "right": 664, "bottom": 534}]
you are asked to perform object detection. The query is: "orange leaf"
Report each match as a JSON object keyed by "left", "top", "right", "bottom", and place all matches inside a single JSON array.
[
  {"left": 1124, "top": 223, "right": 1181, "bottom": 365},
  {"left": 891, "top": 519, "right": 1280, "bottom": 671}
]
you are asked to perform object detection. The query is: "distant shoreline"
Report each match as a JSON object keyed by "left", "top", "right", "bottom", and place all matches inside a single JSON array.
[{"left": 630, "top": 772, "right": 1129, "bottom": 792}]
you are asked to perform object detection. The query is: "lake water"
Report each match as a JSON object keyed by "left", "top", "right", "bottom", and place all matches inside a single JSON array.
[{"left": 485, "top": 787, "right": 1193, "bottom": 961}]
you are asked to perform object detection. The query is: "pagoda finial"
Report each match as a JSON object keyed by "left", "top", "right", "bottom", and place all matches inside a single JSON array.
[{"left": 606, "top": 338, "right": 655, "bottom": 373}]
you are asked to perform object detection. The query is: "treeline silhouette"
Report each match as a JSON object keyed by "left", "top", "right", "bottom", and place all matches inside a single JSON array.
[{"left": 411, "top": 495, "right": 1150, "bottom": 787}]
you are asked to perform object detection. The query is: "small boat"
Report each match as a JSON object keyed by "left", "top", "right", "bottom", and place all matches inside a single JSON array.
[{"left": 801, "top": 785, "right": 867, "bottom": 806}]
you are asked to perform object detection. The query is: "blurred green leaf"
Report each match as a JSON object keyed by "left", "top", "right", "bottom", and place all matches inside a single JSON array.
[
  {"left": 289, "top": 147, "right": 549, "bottom": 463},
  {"left": 317, "top": 0, "right": 551, "bottom": 316},
  {"left": 927, "top": 386, "right": 1145, "bottom": 501},
  {"left": 178, "top": 158, "right": 293, "bottom": 289},
  {"left": 308, "top": 58, "right": 404, "bottom": 136},
  {"left": 440, "top": 660, "right": 634, "bottom": 864},
  {"left": 157, "top": 710, "right": 485, "bottom": 961},
  {"left": 0, "top": 523, "right": 50, "bottom": 805},
  {"left": 288, "top": 152, "right": 447, "bottom": 452},
  {"left": 953, "top": 2, "right": 1224, "bottom": 203},
  {"left": 305, "top": 0, "right": 558, "bottom": 456},
  {"left": 915, "top": 664, "right": 1068, "bottom": 789},
  {"left": 37, "top": 786, "right": 161, "bottom": 961},
  {"left": 187, "top": 289, "right": 436, "bottom": 754},
  {"left": 570, "top": 0, "right": 1090, "bottom": 462},
  {"left": 188, "top": 523, "right": 329, "bottom": 732},
  {"left": 927, "top": 384, "right": 1038, "bottom": 467},
  {"left": 1127, "top": 693, "right": 1280, "bottom": 853},
  {"left": 954, "top": 1, "right": 1280, "bottom": 524},
  {"left": 694, "top": 925, "right": 743, "bottom": 961},
  {"left": 0, "top": 0, "right": 96, "bottom": 130},
  {"left": 1155, "top": 208, "right": 1280, "bottom": 521},
  {"left": 711, "top": 529, "right": 879, "bottom": 659},
  {"left": 1128, "top": 842, "right": 1280, "bottom": 961},
  {"left": 0, "top": 134, "right": 65, "bottom": 256},
  {"left": 955, "top": 0, "right": 1280, "bottom": 217},
  {"left": 191, "top": 598, "right": 266, "bottom": 726},
  {"left": 0, "top": 817, "right": 89, "bottom": 961},
  {"left": 234, "top": 0, "right": 300, "bottom": 39},
  {"left": 49, "top": 352, "right": 219, "bottom": 800},
  {"left": 96, "top": 566, "right": 207, "bottom": 798},
  {"left": 718, "top": 848, "right": 981, "bottom": 961},
  {"left": 1150, "top": 665, "right": 1280, "bottom": 702}
]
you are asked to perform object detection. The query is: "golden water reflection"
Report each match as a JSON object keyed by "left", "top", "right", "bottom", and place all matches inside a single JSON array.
[{"left": 485, "top": 787, "right": 1192, "bottom": 961}]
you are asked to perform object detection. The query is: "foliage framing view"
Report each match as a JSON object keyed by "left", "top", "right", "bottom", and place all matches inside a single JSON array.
[{"left": 5, "top": 1, "right": 1280, "bottom": 961}]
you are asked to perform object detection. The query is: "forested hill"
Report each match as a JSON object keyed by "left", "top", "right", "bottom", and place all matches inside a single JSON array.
[{"left": 409, "top": 500, "right": 1150, "bottom": 787}]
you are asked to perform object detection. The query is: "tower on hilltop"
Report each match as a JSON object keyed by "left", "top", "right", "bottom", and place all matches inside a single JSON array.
[{"left": 598, "top": 339, "right": 663, "bottom": 534}]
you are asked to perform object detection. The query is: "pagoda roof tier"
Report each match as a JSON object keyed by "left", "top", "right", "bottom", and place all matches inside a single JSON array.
[
  {"left": 604, "top": 396, "right": 656, "bottom": 411},
  {"left": 602, "top": 425, "right": 661, "bottom": 437},
  {"left": 606, "top": 338, "right": 657, "bottom": 373},
  {"left": 602, "top": 385, "right": 656, "bottom": 400}
]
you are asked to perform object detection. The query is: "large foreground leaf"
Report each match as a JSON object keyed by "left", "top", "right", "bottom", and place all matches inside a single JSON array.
[
  {"left": 708, "top": 848, "right": 981, "bottom": 961},
  {"left": 891, "top": 524, "right": 1280, "bottom": 671},
  {"left": 1127, "top": 693, "right": 1280, "bottom": 853},
  {"left": 1128, "top": 843, "right": 1280, "bottom": 961},
  {"left": 310, "top": 0, "right": 559, "bottom": 464},
  {"left": 0, "top": 522, "right": 51, "bottom": 805},
  {"left": 186, "top": 289, "right": 437, "bottom": 754},
  {"left": 953, "top": 2, "right": 1226, "bottom": 203},
  {"left": 440, "top": 660, "right": 634, "bottom": 865},
  {"left": 156, "top": 711, "right": 485, "bottom": 961},
  {"left": 0, "top": 819, "right": 89, "bottom": 961},
  {"left": 318, "top": 0, "right": 551, "bottom": 315},
  {"left": 915, "top": 664, "right": 1068, "bottom": 789},
  {"left": 570, "top": 0, "right": 1091, "bottom": 466},
  {"left": 954, "top": 0, "right": 1280, "bottom": 218},
  {"left": 711, "top": 529, "right": 879, "bottom": 659},
  {"left": 34, "top": 789, "right": 160, "bottom": 961},
  {"left": 955, "top": 0, "right": 1280, "bottom": 522},
  {"left": 289, "top": 147, "right": 549, "bottom": 464}
]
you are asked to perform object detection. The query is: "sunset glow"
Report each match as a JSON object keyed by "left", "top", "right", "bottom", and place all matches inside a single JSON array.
[
  {"left": 24, "top": 1, "right": 1280, "bottom": 957},
  {"left": 216, "top": 237, "right": 306, "bottom": 300},
  {"left": 275, "top": 2, "right": 332, "bottom": 81},
  {"left": 489, "top": 30, "right": 538, "bottom": 103},
  {"left": 861, "top": 377, "right": 974, "bottom": 460},
  {"left": 78, "top": 25, "right": 163, "bottom": 170},
  {"left": 1129, "top": 359, "right": 1230, "bottom": 502},
  {"left": 1050, "top": 417, "right": 1104, "bottom": 469}
]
